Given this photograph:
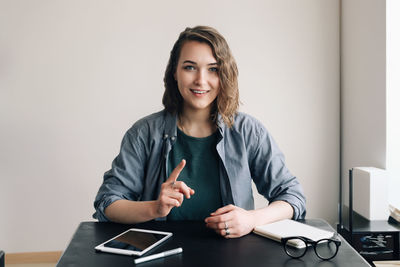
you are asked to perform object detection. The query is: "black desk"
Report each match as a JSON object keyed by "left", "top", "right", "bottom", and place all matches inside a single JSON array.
[{"left": 57, "top": 219, "right": 371, "bottom": 267}]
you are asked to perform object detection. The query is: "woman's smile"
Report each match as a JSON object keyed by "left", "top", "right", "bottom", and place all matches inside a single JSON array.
[{"left": 190, "top": 89, "right": 210, "bottom": 96}]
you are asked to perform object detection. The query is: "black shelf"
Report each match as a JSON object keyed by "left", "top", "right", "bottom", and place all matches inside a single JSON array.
[{"left": 338, "top": 169, "right": 400, "bottom": 263}]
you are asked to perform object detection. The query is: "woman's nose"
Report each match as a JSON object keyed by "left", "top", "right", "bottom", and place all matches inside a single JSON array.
[{"left": 194, "top": 70, "right": 207, "bottom": 86}]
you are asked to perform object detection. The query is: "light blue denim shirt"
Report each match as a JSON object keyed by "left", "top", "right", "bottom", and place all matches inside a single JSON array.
[{"left": 93, "top": 110, "right": 306, "bottom": 221}]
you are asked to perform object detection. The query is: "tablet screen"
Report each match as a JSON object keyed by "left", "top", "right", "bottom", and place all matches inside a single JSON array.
[{"left": 103, "top": 229, "right": 169, "bottom": 252}]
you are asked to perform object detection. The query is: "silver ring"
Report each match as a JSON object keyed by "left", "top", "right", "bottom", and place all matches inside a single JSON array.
[
  {"left": 224, "top": 221, "right": 228, "bottom": 229},
  {"left": 225, "top": 228, "right": 230, "bottom": 236},
  {"left": 171, "top": 181, "right": 176, "bottom": 188}
]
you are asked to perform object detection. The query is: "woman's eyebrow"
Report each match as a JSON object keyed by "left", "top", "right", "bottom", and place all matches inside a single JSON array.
[
  {"left": 182, "top": 60, "right": 218, "bottom": 65},
  {"left": 182, "top": 60, "right": 196, "bottom": 64}
]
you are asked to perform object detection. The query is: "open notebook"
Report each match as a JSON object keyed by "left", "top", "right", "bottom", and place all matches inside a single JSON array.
[{"left": 253, "top": 219, "right": 334, "bottom": 248}]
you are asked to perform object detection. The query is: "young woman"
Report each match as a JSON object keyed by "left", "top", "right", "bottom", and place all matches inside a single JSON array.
[{"left": 93, "top": 26, "right": 306, "bottom": 238}]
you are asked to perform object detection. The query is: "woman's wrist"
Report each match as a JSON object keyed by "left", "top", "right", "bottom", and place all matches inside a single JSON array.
[
  {"left": 149, "top": 200, "right": 160, "bottom": 219},
  {"left": 248, "top": 209, "right": 263, "bottom": 228}
]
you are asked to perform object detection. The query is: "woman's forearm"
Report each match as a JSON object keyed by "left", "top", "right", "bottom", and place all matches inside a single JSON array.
[
  {"left": 104, "top": 199, "right": 159, "bottom": 224},
  {"left": 250, "top": 200, "right": 294, "bottom": 227}
]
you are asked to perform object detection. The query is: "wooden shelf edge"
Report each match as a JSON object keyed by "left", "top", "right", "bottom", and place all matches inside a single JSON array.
[{"left": 5, "top": 251, "right": 62, "bottom": 264}]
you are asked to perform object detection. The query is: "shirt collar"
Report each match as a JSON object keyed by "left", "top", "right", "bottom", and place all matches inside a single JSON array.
[
  {"left": 164, "top": 110, "right": 227, "bottom": 139},
  {"left": 164, "top": 110, "right": 178, "bottom": 139},
  {"left": 216, "top": 113, "right": 226, "bottom": 137}
]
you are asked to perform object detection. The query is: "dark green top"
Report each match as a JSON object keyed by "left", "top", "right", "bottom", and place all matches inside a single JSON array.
[{"left": 167, "top": 128, "right": 222, "bottom": 221}]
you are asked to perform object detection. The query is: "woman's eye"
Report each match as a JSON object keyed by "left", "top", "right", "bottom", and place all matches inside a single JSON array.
[
  {"left": 209, "top": 67, "right": 218, "bottom": 72},
  {"left": 183, "top": 65, "right": 195, "bottom": 70}
]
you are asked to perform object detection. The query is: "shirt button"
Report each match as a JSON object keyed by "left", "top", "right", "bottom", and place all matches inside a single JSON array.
[
  {"left": 171, "top": 136, "right": 176, "bottom": 141},
  {"left": 164, "top": 134, "right": 168, "bottom": 139}
]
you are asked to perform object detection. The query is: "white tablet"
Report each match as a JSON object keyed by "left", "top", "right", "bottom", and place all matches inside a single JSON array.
[{"left": 95, "top": 228, "right": 173, "bottom": 256}]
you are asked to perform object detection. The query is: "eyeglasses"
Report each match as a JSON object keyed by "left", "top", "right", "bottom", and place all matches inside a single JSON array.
[{"left": 281, "top": 235, "right": 341, "bottom": 260}]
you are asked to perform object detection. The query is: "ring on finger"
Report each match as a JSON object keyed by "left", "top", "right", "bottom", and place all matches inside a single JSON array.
[
  {"left": 171, "top": 181, "right": 176, "bottom": 188},
  {"left": 225, "top": 228, "right": 230, "bottom": 236},
  {"left": 224, "top": 221, "right": 228, "bottom": 229}
]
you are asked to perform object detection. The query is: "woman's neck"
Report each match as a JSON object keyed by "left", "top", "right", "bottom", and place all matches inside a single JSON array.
[{"left": 178, "top": 106, "right": 216, "bottom": 138}]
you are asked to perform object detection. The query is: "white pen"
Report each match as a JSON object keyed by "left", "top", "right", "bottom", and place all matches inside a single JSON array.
[{"left": 134, "top": 247, "right": 183, "bottom": 264}]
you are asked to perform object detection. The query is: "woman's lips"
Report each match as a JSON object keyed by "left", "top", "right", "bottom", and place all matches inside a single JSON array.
[{"left": 190, "top": 89, "right": 209, "bottom": 95}]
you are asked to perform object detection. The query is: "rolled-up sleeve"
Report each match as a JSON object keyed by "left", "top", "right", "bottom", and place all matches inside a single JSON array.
[
  {"left": 93, "top": 129, "right": 146, "bottom": 222},
  {"left": 250, "top": 127, "right": 306, "bottom": 220}
]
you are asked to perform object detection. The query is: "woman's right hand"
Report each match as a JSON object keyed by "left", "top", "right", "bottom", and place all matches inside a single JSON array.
[{"left": 154, "top": 159, "right": 195, "bottom": 218}]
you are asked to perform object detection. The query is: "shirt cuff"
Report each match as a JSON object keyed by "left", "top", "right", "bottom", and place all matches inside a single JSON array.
[
  {"left": 271, "top": 195, "right": 306, "bottom": 220},
  {"left": 93, "top": 195, "right": 123, "bottom": 222}
]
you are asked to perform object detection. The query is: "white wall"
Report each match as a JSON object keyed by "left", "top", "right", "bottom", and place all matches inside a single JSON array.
[
  {"left": 340, "top": 0, "right": 386, "bottom": 205},
  {"left": 0, "top": 0, "right": 340, "bottom": 253},
  {"left": 387, "top": 0, "right": 400, "bottom": 208}
]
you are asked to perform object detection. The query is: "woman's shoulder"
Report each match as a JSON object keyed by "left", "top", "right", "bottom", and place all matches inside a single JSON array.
[
  {"left": 234, "top": 112, "right": 262, "bottom": 124},
  {"left": 126, "top": 110, "right": 172, "bottom": 136},
  {"left": 134, "top": 110, "right": 167, "bottom": 125},
  {"left": 232, "top": 112, "right": 268, "bottom": 137}
]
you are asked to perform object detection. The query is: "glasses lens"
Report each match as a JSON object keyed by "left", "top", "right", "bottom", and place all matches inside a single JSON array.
[
  {"left": 284, "top": 238, "right": 307, "bottom": 258},
  {"left": 315, "top": 240, "right": 337, "bottom": 259}
]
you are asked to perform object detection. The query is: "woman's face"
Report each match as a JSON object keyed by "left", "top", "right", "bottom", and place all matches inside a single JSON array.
[{"left": 174, "top": 41, "right": 220, "bottom": 113}]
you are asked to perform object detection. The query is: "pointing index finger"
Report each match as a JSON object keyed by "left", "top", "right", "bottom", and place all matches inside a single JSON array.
[{"left": 166, "top": 159, "right": 186, "bottom": 182}]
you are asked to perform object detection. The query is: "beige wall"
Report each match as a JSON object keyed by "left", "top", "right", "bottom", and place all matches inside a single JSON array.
[
  {"left": 0, "top": 0, "right": 340, "bottom": 252},
  {"left": 340, "top": 0, "right": 386, "bottom": 205}
]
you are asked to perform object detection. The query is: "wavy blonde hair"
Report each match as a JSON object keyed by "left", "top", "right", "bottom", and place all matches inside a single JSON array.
[{"left": 162, "top": 26, "right": 239, "bottom": 128}]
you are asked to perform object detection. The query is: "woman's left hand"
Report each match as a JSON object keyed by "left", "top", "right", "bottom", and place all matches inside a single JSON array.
[{"left": 204, "top": 204, "right": 256, "bottom": 238}]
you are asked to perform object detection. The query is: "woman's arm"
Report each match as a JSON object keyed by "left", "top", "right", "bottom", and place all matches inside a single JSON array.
[
  {"left": 105, "top": 199, "right": 159, "bottom": 224},
  {"left": 104, "top": 160, "right": 195, "bottom": 224},
  {"left": 250, "top": 200, "right": 294, "bottom": 226},
  {"left": 205, "top": 201, "right": 293, "bottom": 238}
]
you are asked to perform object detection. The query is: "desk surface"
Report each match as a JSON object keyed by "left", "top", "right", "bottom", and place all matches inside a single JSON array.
[{"left": 57, "top": 219, "right": 371, "bottom": 267}]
